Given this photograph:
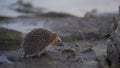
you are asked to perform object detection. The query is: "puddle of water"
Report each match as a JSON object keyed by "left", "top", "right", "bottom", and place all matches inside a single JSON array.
[{"left": 0, "top": 20, "right": 45, "bottom": 33}]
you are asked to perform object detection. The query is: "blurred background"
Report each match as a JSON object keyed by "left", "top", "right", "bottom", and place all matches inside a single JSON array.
[
  {"left": 0, "top": 0, "right": 119, "bottom": 17},
  {"left": 0, "top": 0, "right": 120, "bottom": 68}
]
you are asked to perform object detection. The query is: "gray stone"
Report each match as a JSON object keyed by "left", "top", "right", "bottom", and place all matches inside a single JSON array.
[
  {"left": 0, "top": 56, "right": 13, "bottom": 64},
  {"left": 106, "top": 14, "right": 120, "bottom": 68}
]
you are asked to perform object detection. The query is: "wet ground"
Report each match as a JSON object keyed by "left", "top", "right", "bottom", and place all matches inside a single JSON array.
[
  {"left": 0, "top": 40, "right": 106, "bottom": 68},
  {"left": 0, "top": 13, "right": 115, "bottom": 68}
]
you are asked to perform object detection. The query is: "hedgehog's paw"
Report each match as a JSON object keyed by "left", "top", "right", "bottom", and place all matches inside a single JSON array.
[
  {"left": 37, "top": 50, "right": 49, "bottom": 56},
  {"left": 41, "top": 52, "right": 49, "bottom": 56},
  {"left": 31, "top": 52, "right": 48, "bottom": 58},
  {"left": 23, "top": 54, "right": 36, "bottom": 59}
]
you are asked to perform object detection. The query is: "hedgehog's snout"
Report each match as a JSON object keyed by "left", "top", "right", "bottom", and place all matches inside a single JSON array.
[
  {"left": 57, "top": 36, "right": 64, "bottom": 46},
  {"left": 54, "top": 36, "right": 64, "bottom": 46}
]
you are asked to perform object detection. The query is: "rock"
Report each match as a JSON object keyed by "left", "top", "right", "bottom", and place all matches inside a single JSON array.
[
  {"left": 7, "top": 56, "right": 23, "bottom": 62},
  {"left": 84, "top": 9, "right": 97, "bottom": 19},
  {"left": 0, "top": 16, "right": 13, "bottom": 21},
  {"left": 83, "top": 31, "right": 102, "bottom": 41},
  {"left": 95, "top": 55, "right": 110, "bottom": 68},
  {"left": 92, "top": 40, "right": 107, "bottom": 56},
  {"left": 62, "top": 49, "right": 76, "bottom": 60},
  {"left": 61, "top": 32, "right": 83, "bottom": 42},
  {"left": 0, "top": 56, "right": 13, "bottom": 64},
  {"left": 39, "top": 12, "right": 77, "bottom": 18},
  {"left": 81, "top": 60, "right": 99, "bottom": 68},
  {"left": 0, "top": 27, "right": 24, "bottom": 50},
  {"left": 106, "top": 33, "right": 120, "bottom": 68},
  {"left": 106, "top": 13, "right": 120, "bottom": 68}
]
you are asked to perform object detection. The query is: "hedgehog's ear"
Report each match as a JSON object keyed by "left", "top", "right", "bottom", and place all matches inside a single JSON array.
[{"left": 51, "top": 32, "right": 58, "bottom": 38}]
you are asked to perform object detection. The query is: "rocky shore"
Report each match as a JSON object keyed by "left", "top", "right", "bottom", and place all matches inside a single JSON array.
[{"left": 0, "top": 11, "right": 120, "bottom": 68}]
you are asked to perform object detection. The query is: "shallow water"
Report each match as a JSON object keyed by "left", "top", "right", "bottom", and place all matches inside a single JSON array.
[
  {"left": 0, "top": 0, "right": 119, "bottom": 17},
  {"left": 0, "top": 56, "right": 13, "bottom": 64},
  {"left": 0, "top": 19, "right": 45, "bottom": 33}
]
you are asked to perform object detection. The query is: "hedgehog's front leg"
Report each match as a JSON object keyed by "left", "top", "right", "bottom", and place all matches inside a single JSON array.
[
  {"left": 41, "top": 51, "right": 49, "bottom": 56},
  {"left": 37, "top": 44, "right": 52, "bottom": 56},
  {"left": 37, "top": 49, "right": 49, "bottom": 56}
]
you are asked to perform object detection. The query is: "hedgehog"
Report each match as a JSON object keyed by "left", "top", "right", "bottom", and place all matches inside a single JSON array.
[{"left": 22, "top": 28, "right": 63, "bottom": 58}]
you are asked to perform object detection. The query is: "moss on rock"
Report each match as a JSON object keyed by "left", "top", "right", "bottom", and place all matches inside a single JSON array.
[
  {"left": 61, "top": 33, "right": 83, "bottom": 42},
  {"left": 36, "top": 12, "right": 76, "bottom": 18},
  {"left": 0, "top": 27, "right": 24, "bottom": 50},
  {"left": 0, "top": 16, "right": 13, "bottom": 21}
]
